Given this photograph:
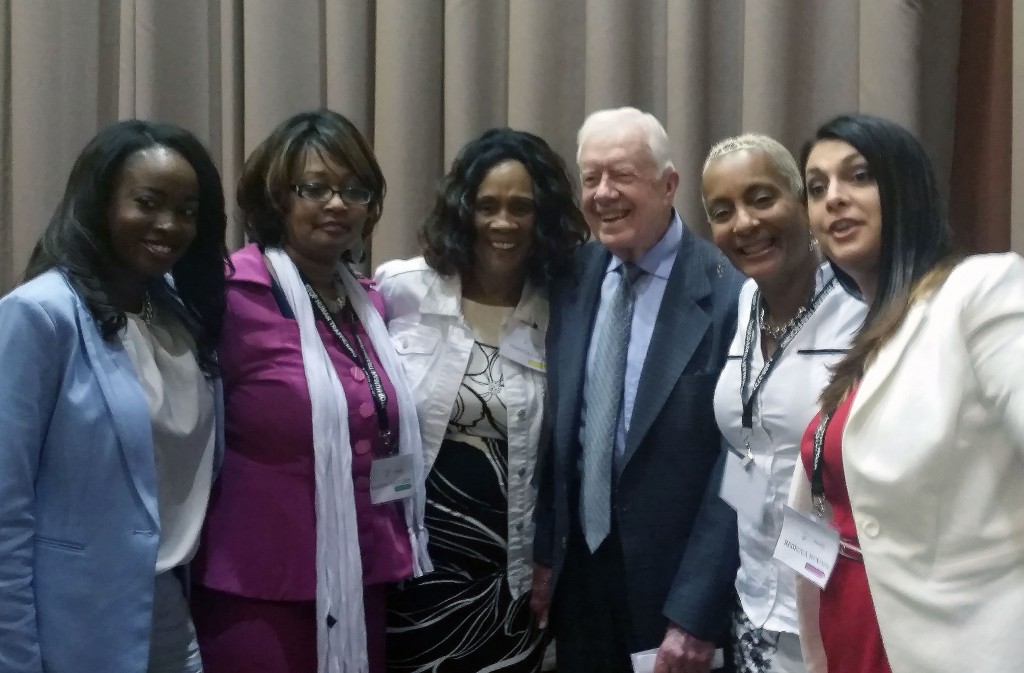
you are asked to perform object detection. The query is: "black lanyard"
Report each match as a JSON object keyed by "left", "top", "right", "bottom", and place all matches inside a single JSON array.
[
  {"left": 304, "top": 282, "right": 395, "bottom": 453},
  {"left": 810, "top": 411, "right": 832, "bottom": 517},
  {"left": 739, "top": 277, "right": 837, "bottom": 439}
]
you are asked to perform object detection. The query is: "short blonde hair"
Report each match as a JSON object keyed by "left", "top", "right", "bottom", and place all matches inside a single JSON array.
[
  {"left": 701, "top": 133, "right": 802, "bottom": 217},
  {"left": 576, "top": 107, "right": 675, "bottom": 173}
]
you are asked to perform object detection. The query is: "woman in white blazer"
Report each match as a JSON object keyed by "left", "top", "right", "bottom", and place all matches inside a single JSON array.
[
  {"left": 790, "top": 113, "right": 1024, "bottom": 673},
  {"left": 376, "top": 128, "right": 588, "bottom": 672},
  {"left": 0, "top": 120, "right": 228, "bottom": 673}
]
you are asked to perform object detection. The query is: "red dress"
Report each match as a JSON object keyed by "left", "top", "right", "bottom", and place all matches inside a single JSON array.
[{"left": 800, "top": 388, "right": 892, "bottom": 673}]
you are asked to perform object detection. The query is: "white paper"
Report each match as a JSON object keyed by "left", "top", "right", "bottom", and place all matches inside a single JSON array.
[
  {"left": 719, "top": 450, "right": 771, "bottom": 524},
  {"left": 773, "top": 505, "right": 840, "bottom": 589},
  {"left": 630, "top": 649, "right": 657, "bottom": 673},
  {"left": 370, "top": 453, "right": 414, "bottom": 504},
  {"left": 630, "top": 647, "right": 725, "bottom": 672}
]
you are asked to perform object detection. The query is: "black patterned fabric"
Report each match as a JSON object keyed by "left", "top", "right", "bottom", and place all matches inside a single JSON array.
[
  {"left": 732, "top": 602, "right": 807, "bottom": 673},
  {"left": 386, "top": 342, "right": 544, "bottom": 672}
]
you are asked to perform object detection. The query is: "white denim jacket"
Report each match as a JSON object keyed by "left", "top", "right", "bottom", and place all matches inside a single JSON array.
[{"left": 374, "top": 257, "right": 547, "bottom": 598}]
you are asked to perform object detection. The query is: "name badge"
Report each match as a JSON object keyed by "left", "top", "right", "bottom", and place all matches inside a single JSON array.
[
  {"left": 773, "top": 505, "right": 840, "bottom": 589},
  {"left": 500, "top": 321, "right": 546, "bottom": 372},
  {"left": 370, "top": 454, "right": 414, "bottom": 505},
  {"left": 719, "top": 450, "right": 771, "bottom": 525}
]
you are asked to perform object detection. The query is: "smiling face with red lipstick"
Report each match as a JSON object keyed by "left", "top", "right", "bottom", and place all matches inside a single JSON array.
[{"left": 804, "top": 139, "right": 883, "bottom": 300}]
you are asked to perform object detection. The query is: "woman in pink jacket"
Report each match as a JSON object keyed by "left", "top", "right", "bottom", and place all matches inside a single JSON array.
[{"left": 190, "top": 110, "right": 430, "bottom": 673}]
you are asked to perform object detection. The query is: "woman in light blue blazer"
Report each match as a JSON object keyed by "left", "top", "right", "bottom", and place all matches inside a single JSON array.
[{"left": 0, "top": 120, "right": 228, "bottom": 673}]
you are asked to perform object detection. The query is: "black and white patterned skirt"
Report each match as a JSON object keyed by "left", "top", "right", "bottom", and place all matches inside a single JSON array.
[{"left": 732, "top": 603, "right": 807, "bottom": 673}]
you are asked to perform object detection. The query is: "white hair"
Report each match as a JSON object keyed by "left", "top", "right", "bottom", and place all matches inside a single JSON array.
[
  {"left": 701, "top": 133, "right": 803, "bottom": 209},
  {"left": 576, "top": 107, "right": 675, "bottom": 173}
]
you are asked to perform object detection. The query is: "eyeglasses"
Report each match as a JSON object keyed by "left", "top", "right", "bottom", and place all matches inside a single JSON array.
[{"left": 292, "top": 182, "right": 373, "bottom": 206}]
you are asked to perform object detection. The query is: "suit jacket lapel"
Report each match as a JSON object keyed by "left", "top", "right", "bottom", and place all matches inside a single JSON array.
[
  {"left": 847, "top": 298, "right": 929, "bottom": 432},
  {"left": 556, "top": 244, "right": 609, "bottom": 455},
  {"left": 76, "top": 300, "right": 160, "bottom": 528},
  {"left": 621, "top": 231, "right": 713, "bottom": 469}
]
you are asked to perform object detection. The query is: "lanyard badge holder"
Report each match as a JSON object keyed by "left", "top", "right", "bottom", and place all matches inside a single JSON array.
[
  {"left": 720, "top": 279, "right": 835, "bottom": 524},
  {"left": 305, "top": 281, "right": 413, "bottom": 504}
]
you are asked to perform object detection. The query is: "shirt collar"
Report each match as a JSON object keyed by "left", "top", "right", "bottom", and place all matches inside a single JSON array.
[
  {"left": 419, "top": 271, "right": 549, "bottom": 333},
  {"left": 606, "top": 209, "right": 684, "bottom": 280},
  {"left": 815, "top": 261, "right": 835, "bottom": 293},
  {"left": 229, "top": 243, "right": 273, "bottom": 287}
]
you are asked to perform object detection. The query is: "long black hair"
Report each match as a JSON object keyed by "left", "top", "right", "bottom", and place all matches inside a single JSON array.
[
  {"left": 803, "top": 114, "right": 957, "bottom": 411},
  {"left": 25, "top": 119, "right": 228, "bottom": 376},
  {"left": 420, "top": 127, "right": 589, "bottom": 289}
]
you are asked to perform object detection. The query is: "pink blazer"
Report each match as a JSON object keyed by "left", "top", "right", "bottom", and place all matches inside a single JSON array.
[{"left": 191, "top": 244, "right": 412, "bottom": 600}]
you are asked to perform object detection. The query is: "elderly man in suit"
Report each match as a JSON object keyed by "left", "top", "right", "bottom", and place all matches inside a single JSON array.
[{"left": 531, "top": 107, "right": 742, "bottom": 673}]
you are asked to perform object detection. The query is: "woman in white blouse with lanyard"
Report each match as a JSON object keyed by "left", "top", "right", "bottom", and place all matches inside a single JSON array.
[
  {"left": 700, "top": 134, "right": 865, "bottom": 673},
  {"left": 376, "top": 128, "right": 588, "bottom": 672}
]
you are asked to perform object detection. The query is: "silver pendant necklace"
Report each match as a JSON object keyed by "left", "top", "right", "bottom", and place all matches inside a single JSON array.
[{"left": 759, "top": 303, "right": 806, "bottom": 341}]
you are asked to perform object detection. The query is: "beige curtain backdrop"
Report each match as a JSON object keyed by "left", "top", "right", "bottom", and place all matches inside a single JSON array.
[{"left": 0, "top": 0, "right": 1003, "bottom": 294}]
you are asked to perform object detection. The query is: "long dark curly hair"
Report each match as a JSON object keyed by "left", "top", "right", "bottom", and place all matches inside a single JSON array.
[
  {"left": 24, "top": 119, "right": 229, "bottom": 377},
  {"left": 420, "top": 128, "right": 589, "bottom": 289}
]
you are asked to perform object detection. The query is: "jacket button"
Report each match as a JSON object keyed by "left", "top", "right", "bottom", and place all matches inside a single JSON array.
[
  {"left": 860, "top": 515, "right": 881, "bottom": 538},
  {"left": 400, "top": 339, "right": 408, "bottom": 348},
  {"left": 561, "top": 536, "right": 567, "bottom": 549},
  {"left": 517, "top": 409, "right": 526, "bottom": 419},
  {"left": 518, "top": 467, "right": 526, "bottom": 477},
  {"left": 516, "top": 522, "right": 524, "bottom": 531}
]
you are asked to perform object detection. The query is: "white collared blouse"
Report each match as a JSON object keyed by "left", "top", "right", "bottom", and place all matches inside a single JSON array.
[
  {"left": 374, "top": 256, "right": 547, "bottom": 598},
  {"left": 713, "top": 264, "right": 865, "bottom": 633}
]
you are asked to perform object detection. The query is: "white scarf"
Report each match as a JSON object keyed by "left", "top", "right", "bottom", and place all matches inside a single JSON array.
[{"left": 265, "top": 248, "right": 431, "bottom": 673}]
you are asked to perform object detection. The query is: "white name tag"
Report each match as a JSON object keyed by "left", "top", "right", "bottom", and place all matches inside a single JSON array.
[
  {"left": 719, "top": 450, "right": 771, "bottom": 525},
  {"left": 500, "top": 322, "right": 546, "bottom": 372},
  {"left": 370, "top": 454, "right": 415, "bottom": 504},
  {"left": 773, "top": 505, "right": 840, "bottom": 589}
]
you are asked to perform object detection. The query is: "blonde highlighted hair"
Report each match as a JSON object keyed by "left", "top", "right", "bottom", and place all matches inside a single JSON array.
[{"left": 700, "top": 133, "right": 803, "bottom": 218}]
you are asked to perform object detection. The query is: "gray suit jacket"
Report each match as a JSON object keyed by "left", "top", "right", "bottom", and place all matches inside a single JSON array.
[{"left": 534, "top": 223, "right": 743, "bottom": 647}]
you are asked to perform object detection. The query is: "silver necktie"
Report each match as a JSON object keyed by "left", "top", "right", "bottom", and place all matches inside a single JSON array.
[{"left": 579, "top": 262, "right": 643, "bottom": 552}]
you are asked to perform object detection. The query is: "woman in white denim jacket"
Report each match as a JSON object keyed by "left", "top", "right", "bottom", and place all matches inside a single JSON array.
[{"left": 376, "top": 128, "right": 588, "bottom": 672}]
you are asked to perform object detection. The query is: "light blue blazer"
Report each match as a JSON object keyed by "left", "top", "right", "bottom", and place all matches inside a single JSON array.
[{"left": 0, "top": 270, "right": 223, "bottom": 673}]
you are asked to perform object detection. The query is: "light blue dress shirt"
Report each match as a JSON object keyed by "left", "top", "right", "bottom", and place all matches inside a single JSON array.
[{"left": 582, "top": 212, "right": 683, "bottom": 459}]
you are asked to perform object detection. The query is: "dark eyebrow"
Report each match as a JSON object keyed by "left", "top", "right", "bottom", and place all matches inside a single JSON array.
[
  {"left": 131, "top": 184, "right": 199, "bottom": 198},
  {"left": 743, "top": 181, "right": 778, "bottom": 194},
  {"left": 131, "top": 186, "right": 177, "bottom": 197},
  {"left": 297, "top": 170, "right": 358, "bottom": 183},
  {"left": 805, "top": 150, "right": 866, "bottom": 176}
]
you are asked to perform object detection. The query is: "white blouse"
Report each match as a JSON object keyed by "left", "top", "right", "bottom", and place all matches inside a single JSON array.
[
  {"left": 122, "top": 304, "right": 216, "bottom": 573},
  {"left": 713, "top": 264, "right": 865, "bottom": 633}
]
